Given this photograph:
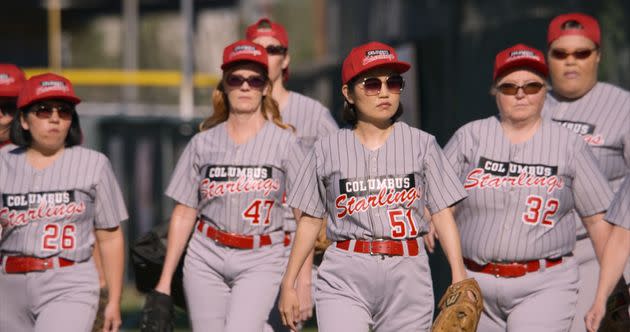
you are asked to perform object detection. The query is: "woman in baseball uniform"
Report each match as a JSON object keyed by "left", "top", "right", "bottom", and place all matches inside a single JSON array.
[
  {"left": 154, "top": 40, "right": 304, "bottom": 332},
  {"left": 0, "top": 64, "right": 25, "bottom": 148},
  {"left": 279, "top": 41, "right": 469, "bottom": 332},
  {"left": 541, "top": 13, "right": 630, "bottom": 332},
  {"left": 0, "top": 73, "right": 128, "bottom": 332},
  {"left": 444, "top": 44, "right": 618, "bottom": 331},
  {"left": 245, "top": 19, "right": 339, "bottom": 328}
]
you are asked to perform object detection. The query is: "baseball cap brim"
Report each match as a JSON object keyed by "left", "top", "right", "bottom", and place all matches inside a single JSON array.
[
  {"left": 494, "top": 59, "right": 548, "bottom": 81},
  {"left": 346, "top": 61, "right": 410, "bottom": 84}
]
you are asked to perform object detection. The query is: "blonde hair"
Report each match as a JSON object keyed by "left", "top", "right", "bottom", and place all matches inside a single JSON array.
[{"left": 199, "top": 69, "right": 294, "bottom": 132}]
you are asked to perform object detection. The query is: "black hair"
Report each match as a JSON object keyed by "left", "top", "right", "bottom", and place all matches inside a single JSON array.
[
  {"left": 10, "top": 101, "right": 83, "bottom": 148},
  {"left": 341, "top": 77, "right": 404, "bottom": 127}
]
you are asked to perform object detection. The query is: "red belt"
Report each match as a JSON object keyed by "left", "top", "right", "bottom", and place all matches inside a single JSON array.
[
  {"left": 2, "top": 256, "right": 75, "bottom": 274},
  {"left": 196, "top": 221, "right": 272, "bottom": 249},
  {"left": 464, "top": 257, "right": 563, "bottom": 278},
  {"left": 336, "top": 239, "right": 420, "bottom": 256}
]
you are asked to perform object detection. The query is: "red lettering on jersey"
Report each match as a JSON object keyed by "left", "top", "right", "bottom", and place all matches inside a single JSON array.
[
  {"left": 464, "top": 168, "right": 564, "bottom": 193},
  {"left": 334, "top": 187, "right": 420, "bottom": 218},
  {"left": 199, "top": 176, "right": 281, "bottom": 199},
  {"left": 583, "top": 134, "right": 604, "bottom": 146},
  {"left": 0, "top": 201, "right": 87, "bottom": 227}
]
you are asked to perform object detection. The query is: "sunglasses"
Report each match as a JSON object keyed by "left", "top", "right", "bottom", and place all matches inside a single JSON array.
[
  {"left": 0, "top": 101, "right": 17, "bottom": 116},
  {"left": 225, "top": 74, "right": 267, "bottom": 89},
  {"left": 549, "top": 48, "right": 597, "bottom": 60},
  {"left": 265, "top": 45, "right": 288, "bottom": 56},
  {"left": 30, "top": 103, "right": 74, "bottom": 120},
  {"left": 360, "top": 75, "right": 405, "bottom": 96},
  {"left": 496, "top": 82, "right": 545, "bottom": 96}
]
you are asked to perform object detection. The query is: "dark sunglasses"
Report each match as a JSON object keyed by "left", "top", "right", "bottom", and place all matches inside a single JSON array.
[
  {"left": 265, "top": 45, "right": 288, "bottom": 56},
  {"left": 549, "top": 48, "right": 597, "bottom": 60},
  {"left": 360, "top": 75, "right": 405, "bottom": 96},
  {"left": 30, "top": 103, "right": 74, "bottom": 120},
  {"left": 496, "top": 82, "right": 545, "bottom": 96},
  {"left": 225, "top": 74, "right": 267, "bottom": 89},
  {"left": 0, "top": 101, "right": 17, "bottom": 116}
]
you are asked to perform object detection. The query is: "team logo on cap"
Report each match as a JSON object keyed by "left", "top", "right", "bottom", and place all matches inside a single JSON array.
[
  {"left": 363, "top": 49, "right": 395, "bottom": 65},
  {"left": 0, "top": 73, "right": 15, "bottom": 85},
  {"left": 508, "top": 50, "right": 540, "bottom": 62},
  {"left": 36, "top": 80, "right": 70, "bottom": 95},
  {"left": 230, "top": 45, "right": 262, "bottom": 58}
]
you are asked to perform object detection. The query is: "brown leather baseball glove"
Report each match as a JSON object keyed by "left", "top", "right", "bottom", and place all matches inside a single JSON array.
[
  {"left": 599, "top": 277, "right": 630, "bottom": 332},
  {"left": 314, "top": 218, "right": 331, "bottom": 255},
  {"left": 432, "top": 278, "right": 483, "bottom": 332}
]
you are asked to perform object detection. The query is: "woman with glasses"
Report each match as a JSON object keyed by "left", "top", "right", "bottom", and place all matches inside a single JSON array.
[
  {"left": 541, "top": 13, "right": 630, "bottom": 332},
  {"left": 0, "top": 73, "right": 128, "bottom": 332},
  {"left": 246, "top": 18, "right": 339, "bottom": 328},
  {"left": 154, "top": 40, "right": 304, "bottom": 331},
  {"left": 443, "top": 44, "right": 617, "bottom": 331},
  {"left": 279, "top": 41, "right": 469, "bottom": 331},
  {"left": 0, "top": 64, "right": 25, "bottom": 148}
]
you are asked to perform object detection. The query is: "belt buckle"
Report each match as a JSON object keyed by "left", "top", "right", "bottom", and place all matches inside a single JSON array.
[{"left": 369, "top": 239, "right": 386, "bottom": 256}]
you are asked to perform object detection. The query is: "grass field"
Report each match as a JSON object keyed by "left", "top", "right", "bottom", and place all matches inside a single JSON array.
[{"left": 120, "top": 286, "right": 318, "bottom": 332}]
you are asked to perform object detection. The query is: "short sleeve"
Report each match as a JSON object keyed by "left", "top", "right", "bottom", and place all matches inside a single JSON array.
[
  {"left": 282, "top": 137, "right": 306, "bottom": 196},
  {"left": 423, "top": 136, "right": 467, "bottom": 214},
  {"left": 622, "top": 113, "right": 630, "bottom": 172},
  {"left": 572, "top": 143, "right": 614, "bottom": 217},
  {"left": 605, "top": 177, "right": 630, "bottom": 230},
  {"left": 165, "top": 139, "right": 201, "bottom": 208},
  {"left": 287, "top": 148, "right": 326, "bottom": 218},
  {"left": 94, "top": 158, "right": 129, "bottom": 229}
]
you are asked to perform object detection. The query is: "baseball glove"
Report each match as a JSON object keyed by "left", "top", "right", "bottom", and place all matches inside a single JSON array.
[
  {"left": 314, "top": 218, "right": 331, "bottom": 255},
  {"left": 91, "top": 287, "right": 108, "bottom": 332},
  {"left": 599, "top": 277, "right": 630, "bottom": 332},
  {"left": 432, "top": 278, "right": 483, "bottom": 332},
  {"left": 140, "top": 290, "right": 175, "bottom": 332}
]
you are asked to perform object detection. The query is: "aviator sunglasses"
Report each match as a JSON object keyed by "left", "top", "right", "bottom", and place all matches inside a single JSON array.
[
  {"left": 496, "top": 82, "right": 545, "bottom": 96},
  {"left": 29, "top": 102, "right": 74, "bottom": 120},
  {"left": 550, "top": 48, "right": 597, "bottom": 60},
  {"left": 225, "top": 74, "right": 267, "bottom": 89},
  {"left": 360, "top": 75, "right": 405, "bottom": 96},
  {"left": 0, "top": 101, "right": 17, "bottom": 116}
]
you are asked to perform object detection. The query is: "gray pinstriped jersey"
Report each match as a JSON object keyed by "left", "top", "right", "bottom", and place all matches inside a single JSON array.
[
  {"left": 287, "top": 121, "right": 467, "bottom": 241},
  {"left": 165, "top": 121, "right": 304, "bottom": 235},
  {"left": 542, "top": 82, "right": 630, "bottom": 192},
  {"left": 605, "top": 176, "right": 630, "bottom": 230},
  {"left": 0, "top": 146, "right": 128, "bottom": 261},
  {"left": 444, "top": 116, "right": 613, "bottom": 264},
  {"left": 281, "top": 92, "right": 338, "bottom": 231}
]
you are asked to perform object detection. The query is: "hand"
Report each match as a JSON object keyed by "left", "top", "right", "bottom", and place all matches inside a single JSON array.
[
  {"left": 102, "top": 301, "right": 122, "bottom": 332},
  {"left": 585, "top": 300, "right": 606, "bottom": 332},
  {"left": 295, "top": 279, "right": 313, "bottom": 322},
  {"left": 154, "top": 281, "right": 171, "bottom": 296},
  {"left": 279, "top": 285, "right": 300, "bottom": 331},
  {"left": 423, "top": 220, "right": 438, "bottom": 253}
]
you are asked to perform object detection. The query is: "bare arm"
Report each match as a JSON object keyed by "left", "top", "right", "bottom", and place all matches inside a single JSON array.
[
  {"left": 95, "top": 226, "right": 125, "bottom": 332},
  {"left": 585, "top": 226, "right": 630, "bottom": 332},
  {"left": 293, "top": 208, "right": 315, "bottom": 322},
  {"left": 155, "top": 204, "right": 198, "bottom": 294},
  {"left": 432, "top": 208, "right": 467, "bottom": 283},
  {"left": 280, "top": 214, "right": 323, "bottom": 331},
  {"left": 582, "top": 213, "right": 613, "bottom": 262}
]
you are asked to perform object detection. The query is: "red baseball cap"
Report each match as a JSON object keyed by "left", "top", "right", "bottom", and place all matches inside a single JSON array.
[
  {"left": 245, "top": 18, "right": 289, "bottom": 48},
  {"left": 547, "top": 13, "right": 600, "bottom": 46},
  {"left": 493, "top": 44, "right": 548, "bottom": 81},
  {"left": 0, "top": 64, "right": 26, "bottom": 98},
  {"left": 17, "top": 73, "right": 81, "bottom": 108},
  {"left": 221, "top": 40, "right": 268, "bottom": 71},
  {"left": 342, "top": 42, "right": 410, "bottom": 84}
]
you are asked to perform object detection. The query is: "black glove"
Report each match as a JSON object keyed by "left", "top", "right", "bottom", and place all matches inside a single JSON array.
[{"left": 140, "top": 290, "right": 175, "bottom": 332}]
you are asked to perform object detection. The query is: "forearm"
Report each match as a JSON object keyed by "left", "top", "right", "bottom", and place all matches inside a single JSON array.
[
  {"left": 157, "top": 204, "right": 197, "bottom": 289},
  {"left": 432, "top": 208, "right": 467, "bottom": 282},
  {"left": 95, "top": 227, "right": 125, "bottom": 304},
  {"left": 296, "top": 249, "right": 314, "bottom": 286},
  {"left": 583, "top": 213, "right": 613, "bottom": 262},
  {"left": 593, "top": 226, "right": 630, "bottom": 304},
  {"left": 282, "top": 215, "right": 322, "bottom": 289}
]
